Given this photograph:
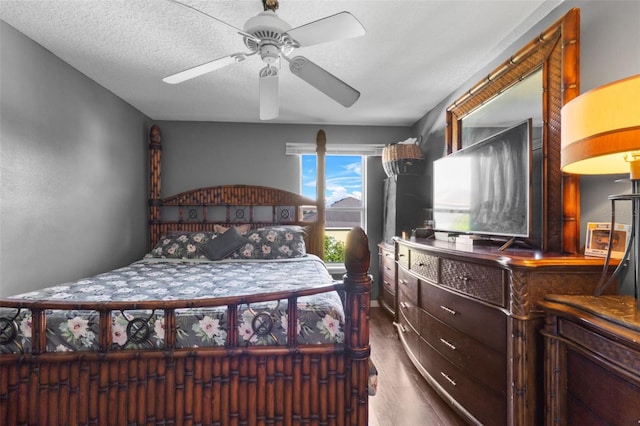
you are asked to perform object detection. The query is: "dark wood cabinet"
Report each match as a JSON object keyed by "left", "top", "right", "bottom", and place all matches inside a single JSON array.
[
  {"left": 382, "top": 175, "right": 429, "bottom": 244},
  {"left": 540, "top": 295, "right": 640, "bottom": 425},
  {"left": 393, "top": 237, "right": 614, "bottom": 426}
]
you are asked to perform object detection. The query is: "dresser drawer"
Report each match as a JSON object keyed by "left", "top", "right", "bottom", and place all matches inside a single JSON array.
[
  {"left": 379, "top": 285, "right": 396, "bottom": 315},
  {"left": 410, "top": 250, "right": 438, "bottom": 282},
  {"left": 381, "top": 275, "right": 396, "bottom": 297},
  {"left": 397, "top": 244, "right": 410, "bottom": 269},
  {"left": 381, "top": 255, "right": 396, "bottom": 294},
  {"left": 420, "top": 310, "right": 506, "bottom": 394},
  {"left": 398, "top": 267, "right": 419, "bottom": 328},
  {"left": 398, "top": 310, "right": 420, "bottom": 360},
  {"left": 421, "top": 282, "right": 506, "bottom": 352},
  {"left": 381, "top": 257, "right": 396, "bottom": 288},
  {"left": 420, "top": 340, "right": 506, "bottom": 426},
  {"left": 380, "top": 245, "right": 395, "bottom": 264},
  {"left": 440, "top": 258, "right": 506, "bottom": 307}
]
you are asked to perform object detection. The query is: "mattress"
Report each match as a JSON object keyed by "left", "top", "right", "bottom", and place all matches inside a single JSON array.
[{"left": 0, "top": 256, "right": 345, "bottom": 353}]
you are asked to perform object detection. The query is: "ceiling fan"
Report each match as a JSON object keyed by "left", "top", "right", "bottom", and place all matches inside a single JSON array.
[{"left": 163, "top": 0, "right": 366, "bottom": 120}]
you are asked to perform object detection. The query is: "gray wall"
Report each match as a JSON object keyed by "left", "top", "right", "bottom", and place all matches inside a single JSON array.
[
  {"left": 154, "top": 121, "right": 412, "bottom": 298},
  {"left": 0, "top": 22, "right": 150, "bottom": 297},
  {"left": 412, "top": 0, "right": 640, "bottom": 294}
]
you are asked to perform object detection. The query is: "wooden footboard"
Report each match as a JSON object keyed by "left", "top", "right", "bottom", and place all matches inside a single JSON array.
[{"left": 0, "top": 228, "right": 371, "bottom": 425}]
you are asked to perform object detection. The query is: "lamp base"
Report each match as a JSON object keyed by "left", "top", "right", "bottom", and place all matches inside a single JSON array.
[{"left": 605, "top": 189, "right": 640, "bottom": 311}]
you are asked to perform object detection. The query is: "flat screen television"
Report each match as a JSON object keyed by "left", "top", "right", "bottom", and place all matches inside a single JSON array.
[{"left": 433, "top": 119, "right": 533, "bottom": 244}]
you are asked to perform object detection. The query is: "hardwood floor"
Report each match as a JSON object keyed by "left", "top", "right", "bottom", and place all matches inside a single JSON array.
[{"left": 368, "top": 307, "right": 467, "bottom": 426}]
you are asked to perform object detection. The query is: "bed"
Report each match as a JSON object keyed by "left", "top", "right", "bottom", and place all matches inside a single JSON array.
[{"left": 0, "top": 126, "right": 372, "bottom": 425}]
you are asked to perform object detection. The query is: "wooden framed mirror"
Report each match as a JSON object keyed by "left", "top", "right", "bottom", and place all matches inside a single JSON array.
[{"left": 445, "top": 8, "right": 580, "bottom": 253}]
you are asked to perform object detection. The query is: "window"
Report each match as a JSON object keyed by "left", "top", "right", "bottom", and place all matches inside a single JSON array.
[
  {"left": 302, "top": 154, "right": 365, "bottom": 263},
  {"left": 287, "top": 141, "right": 382, "bottom": 264}
]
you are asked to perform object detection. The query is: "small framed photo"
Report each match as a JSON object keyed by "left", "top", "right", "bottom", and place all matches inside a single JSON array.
[{"left": 585, "top": 222, "right": 630, "bottom": 259}]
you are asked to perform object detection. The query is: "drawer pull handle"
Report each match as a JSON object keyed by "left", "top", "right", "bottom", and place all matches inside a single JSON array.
[
  {"left": 439, "top": 305, "right": 457, "bottom": 315},
  {"left": 392, "top": 322, "right": 407, "bottom": 333},
  {"left": 385, "top": 253, "right": 393, "bottom": 258},
  {"left": 385, "top": 266, "right": 392, "bottom": 271},
  {"left": 439, "top": 338, "right": 457, "bottom": 350},
  {"left": 400, "top": 302, "right": 410, "bottom": 309},
  {"left": 440, "top": 372, "right": 457, "bottom": 386},
  {"left": 399, "top": 279, "right": 407, "bottom": 286},
  {"left": 399, "top": 253, "right": 406, "bottom": 257}
]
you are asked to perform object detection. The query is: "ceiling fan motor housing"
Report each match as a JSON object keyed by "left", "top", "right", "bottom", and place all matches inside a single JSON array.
[{"left": 243, "top": 11, "right": 292, "bottom": 63}]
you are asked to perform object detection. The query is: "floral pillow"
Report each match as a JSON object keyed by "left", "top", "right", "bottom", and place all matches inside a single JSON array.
[
  {"left": 231, "top": 226, "right": 307, "bottom": 260},
  {"left": 146, "top": 232, "right": 213, "bottom": 259}
]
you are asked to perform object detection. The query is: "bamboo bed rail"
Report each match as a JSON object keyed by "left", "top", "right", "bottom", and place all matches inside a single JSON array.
[{"left": 0, "top": 282, "right": 344, "bottom": 356}]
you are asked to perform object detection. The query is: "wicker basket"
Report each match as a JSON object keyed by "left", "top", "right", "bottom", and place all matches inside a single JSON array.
[{"left": 382, "top": 143, "right": 425, "bottom": 177}]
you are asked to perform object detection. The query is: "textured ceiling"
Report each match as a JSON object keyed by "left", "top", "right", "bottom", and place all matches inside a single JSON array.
[{"left": 0, "top": 0, "right": 561, "bottom": 126}]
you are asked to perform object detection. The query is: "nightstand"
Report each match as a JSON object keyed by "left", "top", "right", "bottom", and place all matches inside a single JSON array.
[{"left": 540, "top": 294, "right": 640, "bottom": 425}]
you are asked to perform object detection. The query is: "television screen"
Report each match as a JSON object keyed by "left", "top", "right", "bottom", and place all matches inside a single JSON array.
[{"left": 433, "top": 119, "right": 532, "bottom": 238}]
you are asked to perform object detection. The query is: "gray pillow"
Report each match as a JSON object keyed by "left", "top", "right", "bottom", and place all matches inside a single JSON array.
[{"left": 200, "top": 227, "right": 248, "bottom": 260}]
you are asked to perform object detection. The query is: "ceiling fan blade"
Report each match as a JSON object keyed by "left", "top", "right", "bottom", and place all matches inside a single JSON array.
[
  {"left": 285, "top": 12, "right": 365, "bottom": 48},
  {"left": 163, "top": 53, "right": 248, "bottom": 84},
  {"left": 166, "top": 0, "right": 260, "bottom": 43},
  {"left": 259, "top": 66, "right": 279, "bottom": 120},
  {"left": 287, "top": 56, "right": 360, "bottom": 108}
]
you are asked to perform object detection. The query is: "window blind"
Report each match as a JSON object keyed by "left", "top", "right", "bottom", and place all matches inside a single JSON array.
[{"left": 285, "top": 142, "right": 385, "bottom": 156}]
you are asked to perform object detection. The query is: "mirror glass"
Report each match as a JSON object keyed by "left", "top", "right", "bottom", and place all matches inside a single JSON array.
[
  {"left": 458, "top": 68, "right": 544, "bottom": 248},
  {"left": 460, "top": 68, "right": 542, "bottom": 148}
]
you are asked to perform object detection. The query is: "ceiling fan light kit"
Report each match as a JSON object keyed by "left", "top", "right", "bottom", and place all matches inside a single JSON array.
[
  {"left": 163, "top": 0, "right": 366, "bottom": 120},
  {"left": 259, "top": 66, "right": 279, "bottom": 120}
]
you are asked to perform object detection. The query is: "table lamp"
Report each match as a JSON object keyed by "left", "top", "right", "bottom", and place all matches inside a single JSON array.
[{"left": 561, "top": 74, "right": 640, "bottom": 308}]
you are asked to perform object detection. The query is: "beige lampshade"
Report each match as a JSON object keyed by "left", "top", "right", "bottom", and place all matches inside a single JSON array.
[{"left": 561, "top": 74, "right": 640, "bottom": 177}]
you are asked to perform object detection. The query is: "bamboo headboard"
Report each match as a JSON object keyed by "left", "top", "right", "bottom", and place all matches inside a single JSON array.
[{"left": 148, "top": 125, "right": 327, "bottom": 258}]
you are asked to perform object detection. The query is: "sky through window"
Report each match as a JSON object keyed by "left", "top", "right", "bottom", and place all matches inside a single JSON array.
[{"left": 302, "top": 155, "right": 362, "bottom": 206}]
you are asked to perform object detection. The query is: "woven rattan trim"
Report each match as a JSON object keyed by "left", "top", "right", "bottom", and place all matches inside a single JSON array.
[
  {"left": 410, "top": 251, "right": 438, "bottom": 282},
  {"left": 559, "top": 319, "right": 640, "bottom": 375},
  {"left": 440, "top": 259, "right": 505, "bottom": 307}
]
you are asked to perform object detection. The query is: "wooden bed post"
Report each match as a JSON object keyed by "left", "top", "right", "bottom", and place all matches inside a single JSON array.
[
  {"left": 149, "top": 124, "right": 162, "bottom": 249},
  {"left": 316, "top": 130, "right": 327, "bottom": 260},
  {"left": 343, "top": 227, "right": 372, "bottom": 425}
]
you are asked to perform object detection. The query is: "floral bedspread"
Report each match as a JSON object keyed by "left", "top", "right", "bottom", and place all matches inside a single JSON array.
[{"left": 0, "top": 256, "right": 345, "bottom": 353}]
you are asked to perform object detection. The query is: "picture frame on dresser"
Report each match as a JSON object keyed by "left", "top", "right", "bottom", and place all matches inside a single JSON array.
[{"left": 584, "top": 222, "right": 630, "bottom": 259}]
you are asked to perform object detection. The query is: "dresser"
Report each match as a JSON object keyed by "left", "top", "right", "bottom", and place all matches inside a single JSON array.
[
  {"left": 539, "top": 294, "right": 640, "bottom": 425},
  {"left": 393, "top": 237, "right": 614, "bottom": 426},
  {"left": 378, "top": 242, "right": 397, "bottom": 319}
]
